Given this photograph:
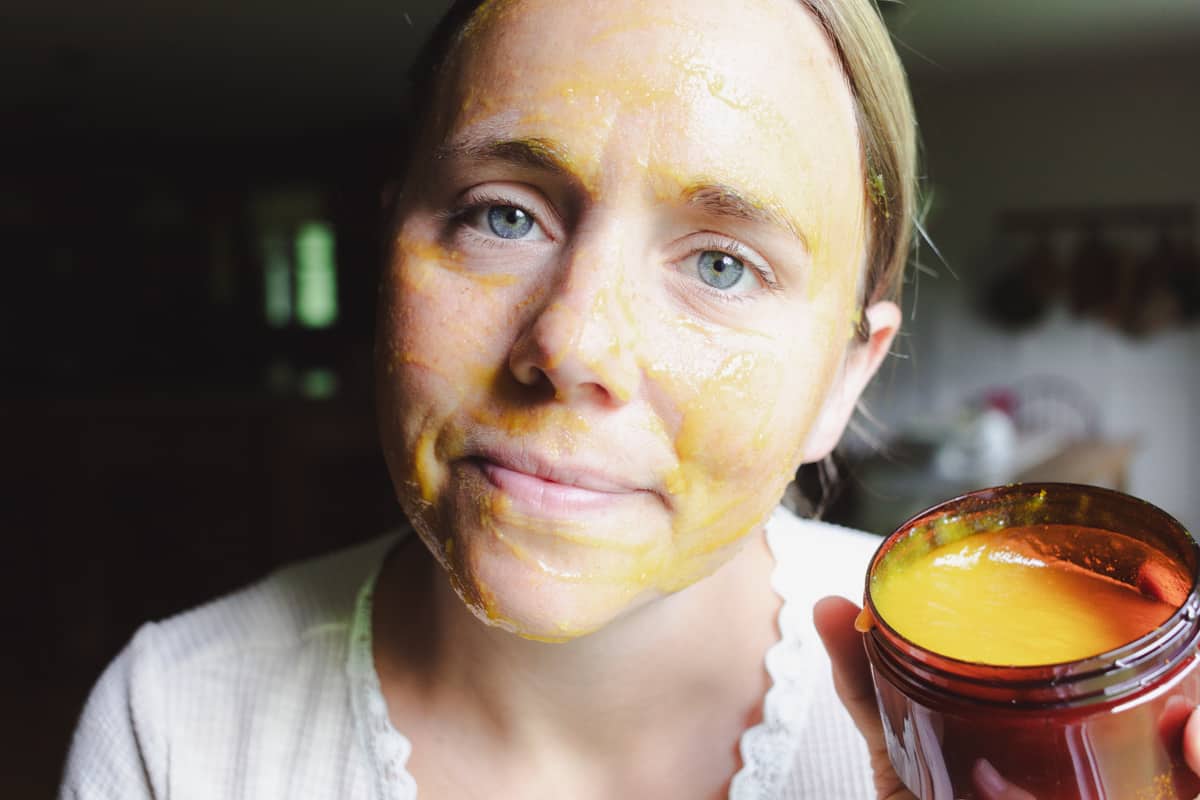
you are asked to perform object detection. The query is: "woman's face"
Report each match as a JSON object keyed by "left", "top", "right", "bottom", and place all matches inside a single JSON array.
[{"left": 378, "top": 0, "right": 888, "bottom": 641}]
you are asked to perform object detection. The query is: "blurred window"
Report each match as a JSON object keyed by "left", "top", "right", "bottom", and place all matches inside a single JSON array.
[
  {"left": 295, "top": 222, "right": 338, "bottom": 329},
  {"left": 258, "top": 219, "right": 338, "bottom": 329}
]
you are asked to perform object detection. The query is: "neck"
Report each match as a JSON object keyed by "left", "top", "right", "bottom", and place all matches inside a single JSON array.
[{"left": 373, "top": 525, "right": 780, "bottom": 758}]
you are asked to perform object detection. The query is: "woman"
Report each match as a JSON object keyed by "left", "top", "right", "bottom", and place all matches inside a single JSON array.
[
  {"left": 368, "top": 0, "right": 903, "bottom": 796},
  {"left": 66, "top": 0, "right": 1197, "bottom": 798}
]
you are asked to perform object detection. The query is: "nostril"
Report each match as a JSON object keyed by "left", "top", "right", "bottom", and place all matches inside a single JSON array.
[
  {"left": 508, "top": 335, "right": 556, "bottom": 388},
  {"left": 506, "top": 295, "right": 636, "bottom": 407},
  {"left": 571, "top": 381, "right": 619, "bottom": 406}
]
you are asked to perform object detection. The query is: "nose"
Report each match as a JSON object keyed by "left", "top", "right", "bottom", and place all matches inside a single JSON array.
[{"left": 508, "top": 266, "right": 639, "bottom": 407}]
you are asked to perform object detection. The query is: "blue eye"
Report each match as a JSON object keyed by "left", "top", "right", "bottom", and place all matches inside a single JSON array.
[
  {"left": 697, "top": 250, "right": 745, "bottom": 290},
  {"left": 487, "top": 205, "right": 535, "bottom": 239}
]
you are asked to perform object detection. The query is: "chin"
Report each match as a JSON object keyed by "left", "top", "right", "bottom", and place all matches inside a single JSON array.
[
  {"left": 447, "top": 523, "right": 653, "bottom": 642},
  {"left": 447, "top": 512, "right": 747, "bottom": 643},
  {"left": 397, "top": 452, "right": 776, "bottom": 641},
  {"left": 476, "top": 578, "right": 647, "bottom": 644}
]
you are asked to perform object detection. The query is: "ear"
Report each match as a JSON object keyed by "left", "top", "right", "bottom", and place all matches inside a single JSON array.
[{"left": 801, "top": 300, "right": 901, "bottom": 462}]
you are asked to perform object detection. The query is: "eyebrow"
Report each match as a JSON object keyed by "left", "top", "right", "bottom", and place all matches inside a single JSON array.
[
  {"left": 682, "top": 184, "right": 809, "bottom": 249},
  {"left": 432, "top": 134, "right": 808, "bottom": 247},
  {"left": 432, "top": 135, "right": 576, "bottom": 176}
]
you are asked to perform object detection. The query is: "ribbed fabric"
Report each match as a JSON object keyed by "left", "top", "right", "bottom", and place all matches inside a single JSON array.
[
  {"left": 60, "top": 509, "right": 879, "bottom": 799},
  {"left": 59, "top": 536, "right": 394, "bottom": 800},
  {"left": 751, "top": 510, "right": 878, "bottom": 798}
]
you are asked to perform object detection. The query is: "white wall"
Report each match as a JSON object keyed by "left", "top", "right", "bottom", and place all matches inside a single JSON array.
[{"left": 863, "top": 48, "right": 1200, "bottom": 532}]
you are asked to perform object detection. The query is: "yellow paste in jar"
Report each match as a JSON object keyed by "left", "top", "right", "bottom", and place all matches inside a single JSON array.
[{"left": 870, "top": 526, "right": 1184, "bottom": 666}]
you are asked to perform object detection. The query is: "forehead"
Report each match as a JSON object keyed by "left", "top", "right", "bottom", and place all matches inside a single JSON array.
[{"left": 435, "top": 0, "right": 866, "bottom": 250}]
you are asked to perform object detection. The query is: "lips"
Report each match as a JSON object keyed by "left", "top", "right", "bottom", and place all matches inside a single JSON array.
[{"left": 468, "top": 449, "right": 647, "bottom": 515}]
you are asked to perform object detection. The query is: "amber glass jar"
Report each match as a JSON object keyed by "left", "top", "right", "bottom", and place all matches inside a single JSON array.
[{"left": 862, "top": 483, "right": 1200, "bottom": 800}]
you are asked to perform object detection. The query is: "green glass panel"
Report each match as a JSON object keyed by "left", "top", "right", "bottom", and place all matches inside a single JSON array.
[
  {"left": 295, "top": 222, "right": 338, "bottom": 329},
  {"left": 262, "top": 233, "right": 292, "bottom": 328}
]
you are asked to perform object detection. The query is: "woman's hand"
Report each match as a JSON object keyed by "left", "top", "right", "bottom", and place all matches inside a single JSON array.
[
  {"left": 813, "top": 596, "right": 917, "bottom": 800},
  {"left": 1186, "top": 708, "right": 1200, "bottom": 775},
  {"left": 1160, "top": 695, "right": 1200, "bottom": 797}
]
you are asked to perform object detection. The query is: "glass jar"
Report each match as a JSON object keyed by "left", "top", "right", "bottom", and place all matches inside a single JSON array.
[{"left": 862, "top": 483, "right": 1200, "bottom": 800}]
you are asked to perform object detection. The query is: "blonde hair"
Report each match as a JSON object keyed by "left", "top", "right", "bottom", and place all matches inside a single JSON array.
[
  {"left": 401, "top": 0, "right": 919, "bottom": 309},
  {"left": 799, "top": 0, "right": 918, "bottom": 310}
]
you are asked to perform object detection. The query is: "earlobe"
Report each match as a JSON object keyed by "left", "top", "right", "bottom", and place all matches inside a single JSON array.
[{"left": 801, "top": 300, "right": 901, "bottom": 462}]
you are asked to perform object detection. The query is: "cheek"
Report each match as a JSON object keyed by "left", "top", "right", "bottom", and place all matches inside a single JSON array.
[
  {"left": 644, "top": 314, "right": 845, "bottom": 558},
  {"left": 377, "top": 240, "right": 520, "bottom": 499},
  {"left": 676, "top": 353, "right": 794, "bottom": 469},
  {"left": 385, "top": 243, "right": 513, "bottom": 369},
  {"left": 665, "top": 353, "right": 814, "bottom": 503}
]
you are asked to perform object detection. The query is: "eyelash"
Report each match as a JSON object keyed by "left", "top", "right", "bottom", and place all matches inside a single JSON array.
[
  {"left": 687, "top": 234, "right": 779, "bottom": 298},
  {"left": 438, "top": 194, "right": 779, "bottom": 296},
  {"left": 440, "top": 192, "right": 548, "bottom": 247}
]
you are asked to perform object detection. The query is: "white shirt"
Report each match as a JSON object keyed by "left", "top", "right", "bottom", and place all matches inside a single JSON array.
[{"left": 59, "top": 507, "right": 879, "bottom": 799}]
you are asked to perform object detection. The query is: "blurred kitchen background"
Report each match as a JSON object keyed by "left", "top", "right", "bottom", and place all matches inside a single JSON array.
[{"left": 4, "top": 0, "right": 1199, "bottom": 794}]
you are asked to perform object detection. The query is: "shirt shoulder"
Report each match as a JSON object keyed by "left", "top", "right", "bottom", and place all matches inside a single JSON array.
[
  {"left": 60, "top": 533, "right": 401, "bottom": 800},
  {"left": 766, "top": 505, "right": 882, "bottom": 605},
  {"left": 158, "top": 533, "right": 400, "bottom": 661}
]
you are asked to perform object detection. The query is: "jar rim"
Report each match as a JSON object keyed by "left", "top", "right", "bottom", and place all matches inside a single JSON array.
[{"left": 863, "top": 482, "right": 1200, "bottom": 704}]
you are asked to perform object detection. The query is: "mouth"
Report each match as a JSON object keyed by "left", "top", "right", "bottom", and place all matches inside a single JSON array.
[{"left": 467, "top": 451, "right": 647, "bottom": 516}]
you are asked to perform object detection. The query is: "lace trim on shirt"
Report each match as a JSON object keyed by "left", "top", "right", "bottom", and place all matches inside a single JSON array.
[
  {"left": 347, "top": 554, "right": 418, "bottom": 800},
  {"left": 729, "top": 508, "right": 816, "bottom": 799}
]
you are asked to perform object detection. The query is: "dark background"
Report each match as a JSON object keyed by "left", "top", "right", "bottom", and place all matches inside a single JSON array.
[
  {"left": 4, "top": 4, "right": 446, "bottom": 794},
  {"left": 6, "top": 1, "right": 1200, "bottom": 795}
]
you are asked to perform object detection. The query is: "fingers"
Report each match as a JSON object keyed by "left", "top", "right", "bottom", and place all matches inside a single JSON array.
[
  {"left": 972, "top": 759, "right": 1037, "bottom": 800},
  {"left": 1157, "top": 695, "right": 1192, "bottom": 749},
  {"left": 1184, "top": 705, "right": 1200, "bottom": 778}
]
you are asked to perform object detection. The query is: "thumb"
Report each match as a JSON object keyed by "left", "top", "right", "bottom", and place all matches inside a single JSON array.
[
  {"left": 813, "top": 595, "right": 886, "bottom": 740},
  {"left": 814, "top": 595, "right": 916, "bottom": 800}
]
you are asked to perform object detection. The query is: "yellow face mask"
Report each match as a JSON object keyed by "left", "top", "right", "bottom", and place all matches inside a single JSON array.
[{"left": 376, "top": 0, "right": 894, "bottom": 642}]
